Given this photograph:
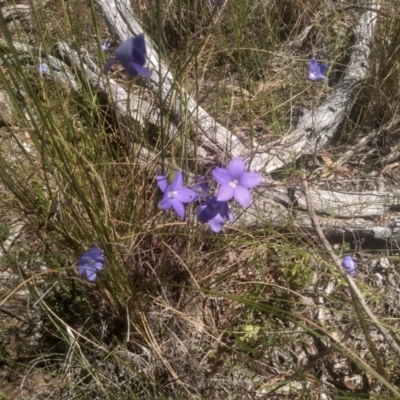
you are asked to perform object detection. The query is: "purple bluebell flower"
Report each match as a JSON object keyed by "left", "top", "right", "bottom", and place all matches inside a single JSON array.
[
  {"left": 212, "top": 158, "right": 263, "bottom": 208},
  {"left": 77, "top": 246, "right": 105, "bottom": 281},
  {"left": 103, "top": 34, "right": 151, "bottom": 78},
  {"left": 342, "top": 255, "right": 356, "bottom": 276},
  {"left": 198, "top": 197, "right": 233, "bottom": 233},
  {"left": 308, "top": 57, "right": 328, "bottom": 81},
  {"left": 101, "top": 42, "right": 110, "bottom": 51},
  {"left": 157, "top": 172, "right": 196, "bottom": 219},
  {"left": 38, "top": 63, "right": 49, "bottom": 75}
]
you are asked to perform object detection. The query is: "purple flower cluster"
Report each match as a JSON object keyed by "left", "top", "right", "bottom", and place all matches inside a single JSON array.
[{"left": 157, "top": 158, "right": 263, "bottom": 232}]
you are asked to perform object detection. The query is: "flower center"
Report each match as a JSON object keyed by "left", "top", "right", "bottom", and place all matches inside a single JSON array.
[
  {"left": 168, "top": 190, "right": 177, "bottom": 199},
  {"left": 229, "top": 179, "right": 238, "bottom": 188}
]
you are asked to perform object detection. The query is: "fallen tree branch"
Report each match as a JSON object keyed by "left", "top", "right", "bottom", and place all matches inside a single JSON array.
[
  {"left": 271, "top": 185, "right": 400, "bottom": 218},
  {"left": 301, "top": 173, "right": 400, "bottom": 359},
  {"left": 96, "top": 1, "right": 379, "bottom": 174},
  {"left": 94, "top": 1, "right": 393, "bottom": 245},
  {"left": 244, "top": 183, "right": 400, "bottom": 242}
]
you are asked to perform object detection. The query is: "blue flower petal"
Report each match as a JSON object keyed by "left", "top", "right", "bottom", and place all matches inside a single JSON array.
[
  {"left": 234, "top": 186, "right": 251, "bottom": 208},
  {"left": 308, "top": 57, "right": 328, "bottom": 81},
  {"left": 122, "top": 61, "right": 140, "bottom": 76},
  {"left": 175, "top": 188, "right": 196, "bottom": 203},
  {"left": 170, "top": 171, "right": 183, "bottom": 191},
  {"left": 319, "top": 63, "right": 328, "bottom": 74},
  {"left": 115, "top": 37, "right": 135, "bottom": 62},
  {"left": 342, "top": 255, "right": 356, "bottom": 276},
  {"left": 212, "top": 168, "right": 231, "bottom": 185},
  {"left": 171, "top": 198, "right": 185, "bottom": 219},
  {"left": 208, "top": 214, "right": 225, "bottom": 232},
  {"left": 105, "top": 34, "right": 150, "bottom": 78},
  {"left": 38, "top": 63, "right": 49, "bottom": 74},
  {"left": 239, "top": 172, "right": 263, "bottom": 188},
  {"left": 131, "top": 34, "right": 147, "bottom": 65},
  {"left": 77, "top": 247, "right": 105, "bottom": 281},
  {"left": 157, "top": 175, "right": 168, "bottom": 193},
  {"left": 85, "top": 268, "right": 97, "bottom": 281},
  {"left": 197, "top": 197, "right": 231, "bottom": 232},
  {"left": 217, "top": 183, "right": 234, "bottom": 202},
  {"left": 160, "top": 194, "right": 172, "bottom": 210},
  {"left": 228, "top": 158, "right": 245, "bottom": 178},
  {"left": 93, "top": 262, "right": 104, "bottom": 271},
  {"left": 193, "top": 175, "right": 210, "bottom": 200},
  {"left": 197, "top": 203, "right": 215, "bottom": 223},
  {"left": 101, "top": 42, "right": 110, "bottom": 51}
]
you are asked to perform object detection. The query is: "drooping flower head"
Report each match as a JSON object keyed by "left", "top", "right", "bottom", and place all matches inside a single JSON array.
[
  {"left": 157, "top": 172, "right": 196, "bottom": 219},
  {"left": 308, "top": 57, "right": 328, "bottom": 81},
  {"left": 77, "top": 246, "right": 105, "bottom": 281},
  {"left": 342, "top": 255, "right": 356, "bottom": 276},
  {"left": 103, "top": 34, "right": 151, "bottom": 78},
  {"left": 38, "top": 63, "right": 49, "bottom": 75},
  {"left": 198, "top": 197, "right": 233, "bottom": 233},
  {"left": 212, "top": 158, "right": 263, "bottom": 208}
]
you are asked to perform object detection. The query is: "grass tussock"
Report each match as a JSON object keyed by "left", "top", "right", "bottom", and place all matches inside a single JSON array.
[{"left": 0, "top": 0, "right": 400, "bottom": 399}]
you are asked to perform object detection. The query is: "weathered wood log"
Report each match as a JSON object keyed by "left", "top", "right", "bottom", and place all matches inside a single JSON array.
[
  {"left": 94, "top": 1, "right": 397, "bottom": 244},
  {"left": 271, "top": 186, "right": 400, "bottom": 218},
  {"left": 95, "top": 0, "right": 379, "bottom": 174},
  {"left": 246, "top": 183, "right": 400, "bottom": 242}
]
